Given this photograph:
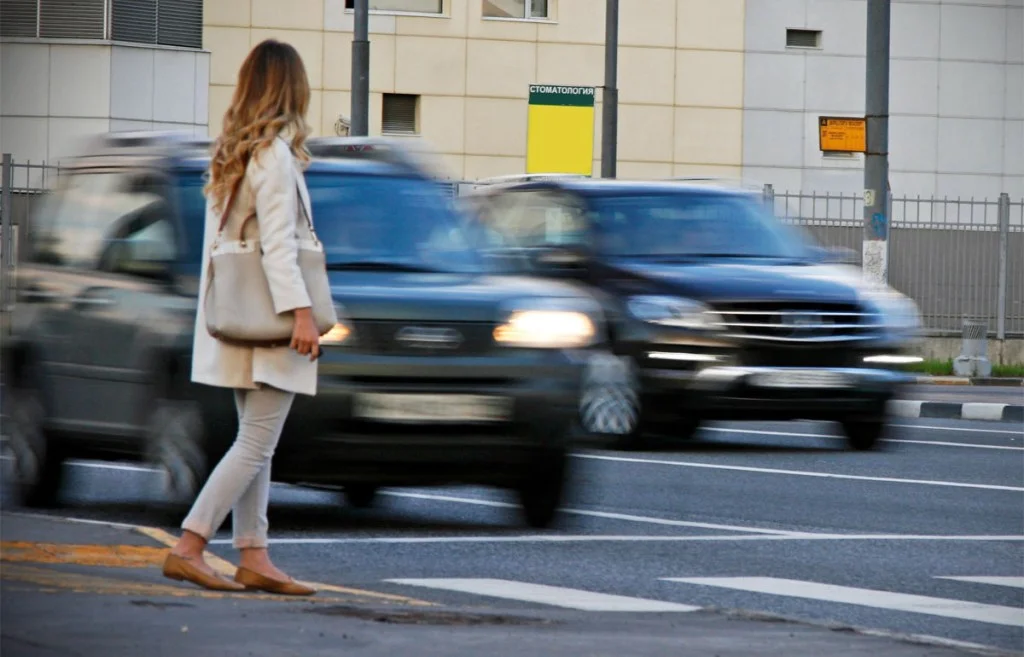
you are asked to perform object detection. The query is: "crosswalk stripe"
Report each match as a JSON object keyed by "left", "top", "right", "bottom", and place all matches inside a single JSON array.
[
  {"left": 386, "top": 578, "right": 700, "bottom": 612},
  {"left": 662, "top": 577, "right": 1024, "bottom": 627},
  {"left": 936, "top": 576, "right": 1024, "bottom": 589}
]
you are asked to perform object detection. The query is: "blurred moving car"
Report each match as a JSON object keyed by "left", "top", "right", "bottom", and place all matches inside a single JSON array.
[
  {"left": 2, "top": 132, "right": 604, "bottom": 527},
  {"left": 463, "top": 178, "right": 921, "bottom": 450}
]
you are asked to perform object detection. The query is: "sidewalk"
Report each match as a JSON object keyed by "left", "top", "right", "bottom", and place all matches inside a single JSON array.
[{"left": 0, "top": 512, "right": 1014, "bottom": 657}]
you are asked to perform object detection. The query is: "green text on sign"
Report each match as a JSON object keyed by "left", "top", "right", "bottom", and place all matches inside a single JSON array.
[{"left": 529, "top": 85, "right": 596, "bottom": 107}]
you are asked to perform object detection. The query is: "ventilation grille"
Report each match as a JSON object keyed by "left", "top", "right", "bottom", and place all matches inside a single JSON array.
[
  {"left": 157, "top": 0, "right": 202, "bottom": 47},
  {"left": 0, "top": 0, "right": 40, "bottom": 37},
  {"left": 112, "top": 0, "right": 156, "bottom": 43},
  {"left": 382, "top": 94, "right": 419, "bottom": 135},
  {"left": 40, "top": 0, "right": 105, "bottom": 39},
  {"left": 786, "top": 28, "right": 821, "bottom": 48}
]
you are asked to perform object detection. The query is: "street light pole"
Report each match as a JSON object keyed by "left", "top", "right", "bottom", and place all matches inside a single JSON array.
[
  {"left": 350, "top": 0, "right": 370, "bottom": 137},
  {"left": 601, "top": 0, "right": 619, "bottom": 179},
  {"left": 863, "top": 0, "right": 891, "bottom": 283}
]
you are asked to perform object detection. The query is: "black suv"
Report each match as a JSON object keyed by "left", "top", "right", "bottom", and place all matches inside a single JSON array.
[
  {"left": 2, "top": 133, "right": 603, "bottom": 527},
  {"left": 465, "top": 179, "right": 920, "bottom": 450}
]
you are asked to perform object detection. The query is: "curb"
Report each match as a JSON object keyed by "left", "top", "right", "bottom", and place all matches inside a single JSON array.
[
  {"left": 912, "top": 376, "right": 1024, "bottom": 386},
  {"left": 889, "top": 400, "right": 1024, "bottom": 423}
]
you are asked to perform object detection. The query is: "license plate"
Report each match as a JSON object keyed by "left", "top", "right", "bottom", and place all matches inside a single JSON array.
[
  {"left": 353, "top": 393, "right": 513, "bottom": 423},
  {"left": 749, "top": 370, "right": 854, "bottom": 389}
]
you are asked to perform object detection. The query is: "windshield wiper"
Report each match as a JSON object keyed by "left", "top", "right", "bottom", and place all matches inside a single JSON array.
[{"left": 326, "top": 260, "right": 440, "bottom": 273}]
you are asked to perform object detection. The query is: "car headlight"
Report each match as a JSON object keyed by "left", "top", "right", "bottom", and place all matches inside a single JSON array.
[
  {"left": 860, "top": 288, "right": 920, "bottom": 334},
  {"left": 319, "top": 304, "right": 355, "bottom": 345},
  {"left": 627, "top": 295, "right": 722, "bottom": 330},
  {"left": 494, "top": 298, "right": 603, "bottom": 349}
]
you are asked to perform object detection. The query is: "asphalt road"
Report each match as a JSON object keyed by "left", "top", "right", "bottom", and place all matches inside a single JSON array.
[
  {"left": 2, "top": 416, "right": 1022, "bottom": 654},
  {"left": 901, "top": 385, "right": 1023, "bottom": 405}
]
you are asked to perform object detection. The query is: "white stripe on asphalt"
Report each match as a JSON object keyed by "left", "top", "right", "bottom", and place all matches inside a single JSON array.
[
  {"left": 206, "top": 534, "right": 1024, "bottom": 546},
  {"left": 386, "top": 578, "right": 700, "bottom": 612},
  {"left": 961, "top": 404, "right": 1010, "bottom": 422},
  {"left": 703, "top": 427, "right": 1024, "bottom": 451},
  {"left": 574, "top": 453, "right": 1024, "bottom": 492},
  {"left": 662, "top": 577, "right": 1024, "bottom": 627},
  {"left": 936, "top": 576, "right": 1024, "bottom": 589},
  {"left": 893, "top": 424, "right": 1022, "bottom": 436},
  {"left": 380, "top": 490, "right": 801, "bottom": 536}
]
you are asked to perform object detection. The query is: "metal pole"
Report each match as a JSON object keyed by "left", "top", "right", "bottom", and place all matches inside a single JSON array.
[
  {"left": 1, "top": 154, "right": 13, "bottom": 315},
  {"left": 601, "top": 0, "right": 619, "bottom": 179},
  {"left": 862, "top": 0, "right": 891, "bottom": 284},
  {"left": 350, "top": 0, "right": 370, "bottom": 137},
  {"left": 996, "top": 192, "right": 1010, "bottom": 341}
]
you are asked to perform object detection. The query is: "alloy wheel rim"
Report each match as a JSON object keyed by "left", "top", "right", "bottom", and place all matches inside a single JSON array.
[{"left": 579, "top": 353, "right": 640, "bottom": 436}]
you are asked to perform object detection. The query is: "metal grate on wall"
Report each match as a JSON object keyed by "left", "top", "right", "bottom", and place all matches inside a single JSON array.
[
  {"left": 1, "top": 0, "right": 201, "bottom": 47},
  {"left": 786, "top": 28, "right": 822, "bottom": 48},
  {"left": 382, "top": 94, "right": 419, "bottom": 135}
]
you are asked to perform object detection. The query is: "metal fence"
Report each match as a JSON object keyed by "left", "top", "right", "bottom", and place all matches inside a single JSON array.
[{"left": 2, "top": 154, "right": 1021, "bottom": 337}]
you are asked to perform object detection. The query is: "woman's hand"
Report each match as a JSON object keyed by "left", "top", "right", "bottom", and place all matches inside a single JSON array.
[{"left": 290, "top": 307, "right": 320, "bottom": 361}]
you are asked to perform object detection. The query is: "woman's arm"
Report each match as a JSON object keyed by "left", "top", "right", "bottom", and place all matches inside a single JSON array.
[{"left": 248, "top": 138, "right": 312, "bottom": 315}]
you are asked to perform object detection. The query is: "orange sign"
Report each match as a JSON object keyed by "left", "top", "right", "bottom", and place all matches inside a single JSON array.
[{"left": 819, "top": 116, "right": 866, "bottom": 153}]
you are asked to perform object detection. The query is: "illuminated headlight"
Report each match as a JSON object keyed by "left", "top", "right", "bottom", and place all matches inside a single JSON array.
[
  {"left": 319, "top": 305, "right": 354, "bottom": 345},
  {"left": 494, "top": 298, "right": 603, "bottom": 349},
  {"left": 627, "top": 295, "right": 722, "bottom": 330}
]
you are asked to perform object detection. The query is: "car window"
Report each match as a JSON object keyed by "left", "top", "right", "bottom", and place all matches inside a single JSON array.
[
  {"left": 588, "top": 192, "right": 813, "bottom": 260},
  {"left": 174, "top": 169, "right": 207, "bottom": 270},
  {"left": 483, "top": 190, "right": 588, "bottom": 249},
  {"left": 29, "top": 169, "right": 177, "bottom": 271},
  {"left": 305, "top": 171, "right": 481, "bottom": 273}
]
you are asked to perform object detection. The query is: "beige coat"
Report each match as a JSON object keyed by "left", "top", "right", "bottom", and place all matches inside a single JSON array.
[{"left": 190, "top": 136, "right": 320, "bottom": 397}]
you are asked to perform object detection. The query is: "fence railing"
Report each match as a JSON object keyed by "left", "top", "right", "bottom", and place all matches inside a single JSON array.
[{"left": 2, "top": 154, "right": 1021, "bottom": 338}]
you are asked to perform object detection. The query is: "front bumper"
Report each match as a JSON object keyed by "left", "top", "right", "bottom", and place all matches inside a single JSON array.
[{"left": 275, "top": 349, "right": 586, "bottom": 486}]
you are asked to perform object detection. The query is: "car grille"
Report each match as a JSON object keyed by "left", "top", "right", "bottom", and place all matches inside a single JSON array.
[
  {"left": 711, "top": 301, "right": 882, "bottom": 343},
  {"left": 352, "top": 320, "right": 495, "bottom": 356}
]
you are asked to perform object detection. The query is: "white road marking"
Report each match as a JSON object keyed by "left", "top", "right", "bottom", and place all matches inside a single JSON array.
[
  {"left": 961, "top": 404, "right": 1011, "bottom": 422},
  {"left": 206, "top": 533, "right": 1024, "bottom": 546},
  {"left": 936, "top": 576, "right": 1024, "bottom": 589},
  {"left": 574, "top": 453, "right": 1024, "bottom": 492},
  {"left": 380, "top": 491, "right": 800, "bottom": 536},
  {"left": 386, "top": 578, "right": 700, "bottom": 612},
  {"left": 663, "top": 577, "right": 1024, "bottom": 627},
  {"left": 703, "top": 427, "right": 1024, "bottom": 451},
  {"left": 893, "top": 424, "right": 1022, "bottom": 436}
]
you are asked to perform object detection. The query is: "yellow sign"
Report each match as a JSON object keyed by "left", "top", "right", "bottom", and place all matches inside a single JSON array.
[
  {"left": 819, "top": 116, "right": 866, "bottom": 153},
  {"left": 526, "top": 85, "right": 595, "bottom": 175}
]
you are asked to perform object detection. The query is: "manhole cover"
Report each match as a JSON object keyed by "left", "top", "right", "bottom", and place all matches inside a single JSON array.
[{"left": 303, "top": 605, "right": 554, "bottom": 627}]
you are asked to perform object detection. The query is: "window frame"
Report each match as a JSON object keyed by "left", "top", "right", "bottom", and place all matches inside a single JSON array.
[
  {"left": 343, "top": 0, "right": 445, "bottom": 16},
  {"left": 482, "top": 0, "right": 550, "bottom": 21}
]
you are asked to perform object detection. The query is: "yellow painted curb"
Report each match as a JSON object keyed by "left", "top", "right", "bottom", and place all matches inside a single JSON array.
[
  {"left": 0, "top": 541, "right": 167, "bottom": 568},
  {"left": 133, "top": 525, "right": 434, "bottom": 606},
  {"left": 919, "top": 377, "right": 972, "bottom": 386}
]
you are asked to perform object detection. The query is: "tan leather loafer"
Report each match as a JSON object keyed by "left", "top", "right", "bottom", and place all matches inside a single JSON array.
[
  {"left": 162, "top": 553, "right": 246, "bottom": 592},
  {"left": 234, "top": 567, "right": 317, "bottom": 596}
]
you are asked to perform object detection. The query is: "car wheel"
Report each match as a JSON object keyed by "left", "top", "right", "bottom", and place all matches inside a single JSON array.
[
  {"left": 841, "top": 416, "right": 887, "bottom": 451},
  {"left": 6, "top": 381, "right": 64, "bottom": 508},
  {"left": 147, "top": 399, "right": 209, "bottom": 509},
  {"left": 345, "top": 485, "right": 379, "bottom": 509},
  {"left": 517, "top": 448, "right": 568, "bottom": 529},
  {"left": 579, "top": 352, "right": 644, "bottom": 449}
]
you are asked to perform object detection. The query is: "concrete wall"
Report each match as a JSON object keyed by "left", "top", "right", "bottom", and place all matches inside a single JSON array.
[
  {"left": 741, "top": 0, "right": 1023, "bottom": 200},
  {"left": 0, "top": 40, "right": 210, "bottom": 168},
  {"left": 920, "top": 337, "right": 1024, "bottom": 366}
]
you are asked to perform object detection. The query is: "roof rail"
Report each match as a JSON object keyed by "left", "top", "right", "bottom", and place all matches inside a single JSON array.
[
  {"left": 667, "top": 176, "right": 763, "bottom": 191},
  {"left": 306, "top": 136, "right": 442, "bottom": 178},
  {"left": 473, "top": 173, "right": 590, "bottom": 185}
]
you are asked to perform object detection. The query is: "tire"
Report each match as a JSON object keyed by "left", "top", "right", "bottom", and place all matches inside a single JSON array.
[
  {"left": 147, "top": 399, "right": 210, "bottom": 510},
  {"left": 517, "top": 448, "right": 568, "bottom": 529},
  {"left": 344, "top": 485, "right": 379, "bottom": 509},
  {"left": 841, "top": 416, "right": 887, "bottom": 451},
  {"left": 6, "top": 382, "right": 64, "bottom": 508},
  {"left": 579, "top": 352, "right": 644, "bottom": 450}
]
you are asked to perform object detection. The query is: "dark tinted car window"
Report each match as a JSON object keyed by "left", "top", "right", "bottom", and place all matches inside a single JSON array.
[
  {"left": 305, "top": 171, "right": 481, "bottom": 273},
  {"left": 588, "top": 192, "right": 813, "bottom": 260},
  {"left": 175, "top": 168, "right": 207, "bottom": 269}
]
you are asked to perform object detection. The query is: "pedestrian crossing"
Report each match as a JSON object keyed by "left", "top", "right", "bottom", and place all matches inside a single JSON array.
[{"left": 388, "top": 574, "right": 1024, "bottom": 627}]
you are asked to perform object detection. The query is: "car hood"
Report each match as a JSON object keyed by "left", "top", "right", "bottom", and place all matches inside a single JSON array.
[
  {"left": 603, "top": 259, "right": 876, "bottom": 306},
  {"left": 328, "top": 270, "right": 586, "bottom": 322}
]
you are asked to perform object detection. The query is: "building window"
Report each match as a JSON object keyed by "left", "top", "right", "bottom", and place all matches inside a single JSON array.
[
  {"left": 483, "top": 0, "right": 548, "bottom": 20},
  {"left": 382, "top": 94, "right": 419, "bottom": 135},
  {"left": 344, "top": 0, "right": 442, "bottom": 13},
  {"left": 0, "top": 0, "right": 203, "bottom": 48},
  {"left": 786, "top": 28, "right": 822, "bottom": 49}
]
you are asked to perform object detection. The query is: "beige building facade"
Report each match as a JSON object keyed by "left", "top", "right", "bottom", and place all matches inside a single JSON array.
[{"left": 203, "top": 0, "right": 746, "bottom": 181}]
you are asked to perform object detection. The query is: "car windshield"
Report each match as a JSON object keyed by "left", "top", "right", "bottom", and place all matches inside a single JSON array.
[
  {"left": 588, "top": 192, "right": 814, "bottom": 260},
  {"left": 306, "top": 172, "right": 480, "bottom": 273}
]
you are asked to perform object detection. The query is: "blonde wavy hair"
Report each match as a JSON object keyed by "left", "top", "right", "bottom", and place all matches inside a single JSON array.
[{"left": 206, "top": 39, "right": 312, "bottom": 213}]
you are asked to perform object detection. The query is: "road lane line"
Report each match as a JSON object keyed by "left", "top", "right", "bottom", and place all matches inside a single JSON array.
[
  {"left": 936, "top": 576, "right": 1024, "bottom": 589},
  {"left": 893, "top": 424, "right": 1022, "bottom": 436},
  {"left": 703, "top": 427, "right": 1024, "bottom": 450},
  {"left": 574, "top": 453, "right": 1024, "bottom": 492},
  {"left": 206, "top": 534, "right": 1024, "bottom": 545},
  {"left": 380, "top": 491, "right": 801, "bottom": 536},
  {"left": 662, "top": 577, "right": 1024, "bottom": 627},
  {"left": 387, "top": 578, "right": 700, "bottom": 612}
]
